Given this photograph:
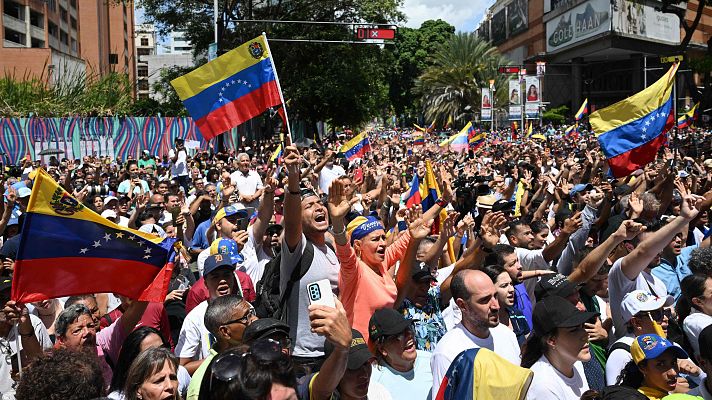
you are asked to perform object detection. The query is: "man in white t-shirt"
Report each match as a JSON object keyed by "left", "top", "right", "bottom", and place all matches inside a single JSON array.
[
  {"left": 230, "top": 153, "right": 263, "bottom": 209},
  {"left": 169, "top": 139, "right": 190, "bottom": 193},
  {"left": 431, "top": 270, "right": 520, "bottom": 396},
  {"left": 239, "top": 173, "right": 279, "bottom": 283},
  {"left": 315, "top": 150, "right": 345, "bottom": 195},
  {"left": 609, "top": 195, "right": 704, "bottom": 339}
]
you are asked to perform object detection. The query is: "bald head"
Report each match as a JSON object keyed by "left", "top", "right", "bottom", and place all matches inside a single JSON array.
[
  {"left": 450, "top": 270, "right": 495, "bottom": 302},
  {"left": 452, "top": 270, "right": 500, "bottom": 335}
]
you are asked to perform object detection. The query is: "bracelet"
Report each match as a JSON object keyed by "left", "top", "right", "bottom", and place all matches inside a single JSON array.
[
  {"left": 330, "top": 225, "right": 346, "bottom": 236},
  {"left": 436, "top": 198, "right": 447, "bottom": 208}
]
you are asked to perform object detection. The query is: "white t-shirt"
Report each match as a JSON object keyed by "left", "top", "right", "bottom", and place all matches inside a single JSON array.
[
  {"left": 230, "top": 170, "right": 263, "bottom": 208},
  {"left": 431, "top": 323, "right": 520, "bottom": 396},
  {"left": 370, "top": 351, "right": 432, "bottom": 400},
  {"left": 319, "top": 164, "right": 346, "bottom": 194},
  {"left": 240, "top": 226, "right": 273, "bottom": 284},
  {"left": 175, "top": 301, "right": 211, "bottom": 360},
  {"left": 434, "top": 264, "right": 461, "bottom": 330},
  {"left": 684, "top": 310, "right": 712, "bottom": 356},
  {"left": 608, "top": 258, "right": 668, "bottom": 339},
  {"left": 526, "top": 355, "right": 589, "bottom": 400},
  {"left": 605, "top": 336, "right": 634, "bottom": 385},
  {"left": 0, "top": 314, "right": 53, "bottom": 396},
  {"left": 169, "top": 149, "right": 188, "bottom": 177}
]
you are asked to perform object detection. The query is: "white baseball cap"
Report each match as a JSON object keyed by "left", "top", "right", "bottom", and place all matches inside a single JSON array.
[
  {"left": 100, "top": 209, "right": 117, "bottom": 219},
  {"left": 621, "top": 289, "right": 673, "bottom": 323}
]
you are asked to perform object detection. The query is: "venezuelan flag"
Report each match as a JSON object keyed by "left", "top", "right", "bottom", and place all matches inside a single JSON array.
[
  {"left": 469, "top": 132, "right": 487, "bottom": 151},
  {"left": 171, "top": 35, "right": 282, "bottom": 140},
  {"left": 590, "top": 63, "right": 678, "bottom": 177},
  {"left": 526, "top": 121, "right": 533, "bottom": 137},
  {"left": 423, "top": 161, "right": 457, "bottom": 269},
  {"left": 405, "top": 174, "right": 422, "bottom": 208},
  {"left": 12, "top": 169, "right": 177, "bottom": 303},
  {"left": 677, "top": 102, "right": 699, "bottom": 129},
  {"left": 575, "top": 98, "right": 589, "bottom": 120},
  {"left": 340, "top": 132, "right": 371, "bottom": 161},
  {"left": 427, "top": 120, "right": 436, "bottom": 131},
  {"left": 414, "top": 123, "right": 426, "bottom": 132},
  {"left": 270, "top": 144, "right": 283, "bottom": 163},
  {"left": 565, "top": 124, "right": 576, "bottom": 136},
  {"left": 413, "top": 133, "right": 425, "bottom": 146}
]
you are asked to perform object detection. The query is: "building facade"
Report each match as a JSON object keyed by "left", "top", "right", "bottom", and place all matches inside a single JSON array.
[
  {"left": 135, "top": 23, "right": 156, "bottom": 99},
  {"left": 1, "top": 0, "right": 135, "bottom": 92},
  {"left": 477, "top": 0, "right": 711, "bottom": 118}
]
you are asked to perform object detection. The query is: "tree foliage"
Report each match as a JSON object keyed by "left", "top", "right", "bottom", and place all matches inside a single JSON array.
[
  {"left": 416, "top": 32, "right": 508, "bottom": 129},
  {"left": 542, "top": 105, "right": 568, "bottom": 125}
]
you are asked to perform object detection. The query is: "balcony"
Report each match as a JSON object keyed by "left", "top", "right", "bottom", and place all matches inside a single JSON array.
[{"left": 3, "top": 14, "right": 27, "bottom": 34}]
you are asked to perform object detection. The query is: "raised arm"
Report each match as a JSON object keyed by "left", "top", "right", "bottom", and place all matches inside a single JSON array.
[
  {"left": 282, "top": 146, "right": 303, "bottom": 251},
  {"left": 252, "top": 173, "right": 277, "bottom": 243},
  {"left": 542, "top": 211, "right": 583, "bottom": 262}
]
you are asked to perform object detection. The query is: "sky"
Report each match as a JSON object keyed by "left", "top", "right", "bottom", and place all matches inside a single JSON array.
[{"left": 399, "top": 0, "right": 495, "bottom": 31}]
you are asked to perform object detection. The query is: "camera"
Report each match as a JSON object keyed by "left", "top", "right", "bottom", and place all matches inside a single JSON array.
[{"left": 86, "top": 185, "right": 108, "bottom": 196}]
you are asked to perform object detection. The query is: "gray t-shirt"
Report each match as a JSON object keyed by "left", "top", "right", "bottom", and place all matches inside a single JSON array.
[{"left": 280, "top": 234, "right": 340, "bottom": 357}]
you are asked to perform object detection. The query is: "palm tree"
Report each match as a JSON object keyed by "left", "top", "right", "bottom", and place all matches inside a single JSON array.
[{"left": 416, "top": 32, "right": 508, "bottom": 128}]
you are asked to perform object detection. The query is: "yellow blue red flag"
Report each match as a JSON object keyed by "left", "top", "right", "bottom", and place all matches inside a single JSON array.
[
  {"left": 677, "top": 102, "right": 699, "bottom": 129},
  {"left": 171, "top": 35, "right": 282, "bottom": 140},
  {"left": 590, "top": 63, "right": 678, "bottom": 177},
  {"left": 12, "top": 169, "right": 177, "bottom": 303},
  {"left": 575, "top": 98, "right": 589, "bottom": 120},
  {"left": 340, "top": 132, "right": 371, "bottom": 161}
]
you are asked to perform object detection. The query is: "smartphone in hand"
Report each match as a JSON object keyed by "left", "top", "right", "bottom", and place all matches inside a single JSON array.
[{"left": 307, "top": 279, "right": 335, "bottom": 308}]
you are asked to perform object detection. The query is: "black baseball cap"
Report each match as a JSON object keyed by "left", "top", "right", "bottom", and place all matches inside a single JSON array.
[
  {"left": 411, "top": 261, "right": 437, "bottom": 283},
  {"left": 368, "top": 308, "right": 412, "bottom": 342},
  {"left": 533, "top": 295, "right": 598, "bottom": 336},
  {"left": 242, "top": 318, "right": 289, "bottom": 344},
  {"left": 324, "top": 329, "right": 373, "bottom": 370},
  {"left": 534, "top": 273, "right": 580, "bottom": 300},
  {"left": 492, "top": 199, "right": 515, "bottom": 213}
]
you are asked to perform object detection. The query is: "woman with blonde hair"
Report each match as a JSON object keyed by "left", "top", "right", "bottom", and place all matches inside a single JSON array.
[{"left": 124, "top": 347, "right": 180, "bottom": 400}]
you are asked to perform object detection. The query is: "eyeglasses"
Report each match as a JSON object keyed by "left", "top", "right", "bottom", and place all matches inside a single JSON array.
[
  {"left": 642, "top": 308, "right": 672, "bottom": 322},
  {"left": 209, "top": 339, "right": 285, "bottom": 390},
  {"left": 222, "top": 308, "right": 256, "bottom": 326}
]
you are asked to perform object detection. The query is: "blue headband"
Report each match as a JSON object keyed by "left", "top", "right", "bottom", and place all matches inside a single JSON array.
[{"left": 349, "top": 216, "right": 384, "bottom": 244}]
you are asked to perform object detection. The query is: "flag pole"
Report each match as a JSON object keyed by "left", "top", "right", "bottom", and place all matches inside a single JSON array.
[{"left": 261, "top": 32, "right": 293, "bottom": 145}]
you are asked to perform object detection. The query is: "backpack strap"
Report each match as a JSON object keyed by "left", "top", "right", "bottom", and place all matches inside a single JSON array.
[
  {"left": 607, "top": 342, "right": 631, "bottom": 357},
  {"left": 275, "top": 241, "right": 316, "bottom": 320}
]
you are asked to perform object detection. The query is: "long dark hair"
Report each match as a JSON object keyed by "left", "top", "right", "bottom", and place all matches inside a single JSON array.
[
  {"left": 677, "top": 273, "right": 708, "bottom": 325},
  {"left": 616, "top": 360, "right": 645, "bottom": 389},
  {"left": 521, "top": 333, "right": 550, "bottom": 368},
  {"left": 110, "top": 327, "right": 170, "bottom": 393}
]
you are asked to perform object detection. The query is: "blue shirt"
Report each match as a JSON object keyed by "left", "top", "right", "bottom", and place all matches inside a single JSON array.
[
  {"left": 191, "top": 219, "right": 212, "bottom": 250},
  {"left": 514, "top": 283, "right": 533, "bottom": 329},
  {"left": 651, "top": 245, "right": 696, "bottom": 302},
  {"left": 399, "top": 286, "right": 447, "bottom": 352},
  {"left": 507, "top": 307, "right": 530, "bottom": 346}
]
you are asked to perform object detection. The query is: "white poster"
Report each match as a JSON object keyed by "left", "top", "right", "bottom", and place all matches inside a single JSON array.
[
  {"left": 509, "top": 106, "right": 522, "bottom": 121},
  {"left": 508, "top": 80, "right": 521, "bottom": 105},
  {"left": 546, "top": 0, "right": 611, "bottom": 52},
  {"left": 525, "top": 104, "right": 540, "bottom": 119},
  {"left": 481, "top": 88, "right": 492, "bottom": 109},
  {"left": 481, "top": 109, "right": 492, "bottom": 121},
  {"left": 611, "top": 0, "right": 680, "bottom": 44},
  {"left": 524, "top": 76, "right": 540, "bottom": 103}
]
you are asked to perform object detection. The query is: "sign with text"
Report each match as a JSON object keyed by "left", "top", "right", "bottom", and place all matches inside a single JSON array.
[
  {"left": 612, "top": 0, "right": 680, "bottom": 44},
  {"left": 355, "top": 27, "right": 396, "bottom": 40},
  {"left": 546, "top": 0, "right": 610, "bottom": 52}
]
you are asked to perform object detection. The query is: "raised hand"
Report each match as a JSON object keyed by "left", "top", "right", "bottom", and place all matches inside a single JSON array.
[
  {"left": 480, "top": 211, "right": 507, "bottom": 249},
  {"left": 282, "top": 146, "right": 301, "bottom": 176},
  {"left": 562, "top": 211, "right": 583, "bottom": 234},
  {"left": 328, "top": 179, "right": 354, "bottom": 221},
  {"left": 680, "top": 194, "right": 705, "bottom": 221},
  {"left": 408, "top": 215, "right": 435, "bottom": 240},
  {"left": 612, "top": 220, "right": 645, "bottom": 242},
  {"left": 628, "top": 192, "right": 643, "bottom": 217},
  {"left": 441, "top": 211, "right": 460, "bottom": 239}
]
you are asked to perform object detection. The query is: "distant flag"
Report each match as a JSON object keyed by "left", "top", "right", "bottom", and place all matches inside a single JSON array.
[
  {"left": 12, "top": 169, "right": 177, "bottom": 303},
  {"left": 564, "top": 124, "right": 576, "bottom": 136},
  {"left": 444, "top": 115, "right": 453, "bottom": 130},
  {"left": 270, "top": 144, "right": 283, "bottom": 163},
  {"left": 427, "top": 119, "right": 436, "bottom": 131},
  {"left": 440, "top": 122, "right": 471, "bottom": 152},
  {"left": 575, "top": 98, "right": 589, "bottom": 120},
  {"left": 340, "top": 132, "right": 371, "bottom": 161},
  {"left": 171, "top": 35, "right": 283, "bottom": 140},
  {"left": 414, "top": 123, "right": 427, "bottom": 132},
  {"left": 677, "top": 102, "right": 699, "bottom": 129},
  {"left": 405, "top": 174, "right": 422, "bottom": 208},
  {"left": 531, "top": 133, "right": 546, "bottom": 140},
  {"left": 526, "top": 122, "right": 533, "bottom": 137},
  {"left": 413, "top": 132, "right": 425, "bottom": 146},
  {"left": 590, "top": 63, "right": 678, "bottom": 177}
]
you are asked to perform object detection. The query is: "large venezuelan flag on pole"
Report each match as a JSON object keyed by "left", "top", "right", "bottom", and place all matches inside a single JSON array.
[
  {"left": 12, "top": 169, "right": 177, "bottom": 303},
  {"left": 590, "top": 63, "right": 678, "bottom": 178},
  {"left": 171, "top": 35, "right": 282, "bottom": 140},
  {"left": 340, "top": 132, "right": 371, "bottom": 161}
]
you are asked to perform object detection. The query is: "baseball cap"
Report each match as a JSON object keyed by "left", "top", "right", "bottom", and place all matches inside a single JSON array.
[
  {"left": 476, "top": 195, "right": 496, "bottom": 209},
  {"left": 532, "top": 295, "right": 598, "bottom": 336},
  {"left": 242, "top": 318, "right": 290, "bottom": 344},
  {"left": 143, "top": 150, "right": 150, "bottom": 154},
  {"left": 265, "top": 224, "right": 283, "bottom": 236},
  {"left": 17, "top": 187, "right": 31, "bottom": 198},
  {"left": 621, "top": 290, "right": 673, "bottom": 323},
  {"left": 630, "top": 333, "right": 687, "bottom": 365},
  {"left": 369, "top": 308, "right": 412, "bottom": 342},
  {"left": 212, "top": 204, "right": 247, "bottom": 224},
  {"left": 203, "top": 253, "right": 235, "bottom": 277},
  {"left": 137, "top": 223, "right": 166, "bottom": 238},
  {"left": 569, "top": 183, "right": 594, "bottom": 199},
  {"left": 100, "top": 209, "right": 117, "bottom": 219},
  {"left": 103, "top": 196, "right": 118, "bottom": 206},
  {"left": 492, "top": 199, "right": 515, "bottom": 213},
  {"left": 534, "top": 273, "right": 580, "bottom": 300},
  {"left": 324, "top": 329, "right": 373, "bottom": 370},
  {"left": 411, "top": 261, "right": 436, "bottom": 283},
  {"left": 209, "top": 238, "right": 243, "bottom": 265}
]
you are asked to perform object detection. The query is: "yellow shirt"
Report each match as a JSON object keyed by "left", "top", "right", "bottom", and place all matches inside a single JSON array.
[{"left": 638, "top": 385, "right": 667, "bottom": 400}]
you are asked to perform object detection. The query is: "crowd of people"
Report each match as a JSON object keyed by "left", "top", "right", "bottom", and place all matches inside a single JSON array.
[{"left": 0, "top": 125, "right": 710, "bottom": 400}]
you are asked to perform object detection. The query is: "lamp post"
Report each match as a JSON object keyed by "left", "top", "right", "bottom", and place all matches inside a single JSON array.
[{"left": 489, "top": 79, "right": 496, "bottom": 132}]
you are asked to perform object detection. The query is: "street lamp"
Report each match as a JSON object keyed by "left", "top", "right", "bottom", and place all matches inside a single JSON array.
[{"left": 489, "top": 79, "right": 496, "bottom": 131}]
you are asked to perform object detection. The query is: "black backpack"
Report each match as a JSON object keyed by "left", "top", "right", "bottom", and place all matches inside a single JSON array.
[{"left": 254, "top": 241, "right": 334, "bottom": 320}]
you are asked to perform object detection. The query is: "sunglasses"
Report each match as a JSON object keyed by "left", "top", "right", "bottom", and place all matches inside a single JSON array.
[
  {"left": 209, "top": 339, "right": 285, "bottom": 388},
  {"left": 639, "top": 308, "right": 672, "bottom": 323},
  {"left": 222, "top": 308, "right": 256, "bottom": 326}
]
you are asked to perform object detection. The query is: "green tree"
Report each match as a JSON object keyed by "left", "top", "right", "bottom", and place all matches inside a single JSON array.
[
  {"left": 541, "top": 105, "right": 568, "bottom": 125},
  {"left": 416, "top": 32, "right": 507, "bottom": 128},
  {"left": 386, "top": 19, "right": 455, "bottom": 125}
]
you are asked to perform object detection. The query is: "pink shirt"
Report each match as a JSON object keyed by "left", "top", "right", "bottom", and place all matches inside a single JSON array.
[{"left": 337, "top": 231, "right": 411, "bottom": 342}]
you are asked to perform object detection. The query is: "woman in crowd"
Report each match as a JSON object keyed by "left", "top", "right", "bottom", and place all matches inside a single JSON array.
[
  {"left": 677, "top": 273, "right": 712, "bottom": 357},
  {"left": 198, "top": 339, "right": 297, "bottom": 400},
  {"left": 616, "top": 334, "right": 689, "bottom": 399},
  {"left": 482, "top": 264, "right": 530, "bottom": 345},
  {"left": 327, "top": 178, "right": 435, "bottom": 341},
  {"left": 109, "top": 327, "right": 191, "bottom": 400},
  {"left": 124, "top": 347, "right": 180, "bottom": 400},
  {"left": 522, "top": 295, "right": 597, "bottom": 400}
]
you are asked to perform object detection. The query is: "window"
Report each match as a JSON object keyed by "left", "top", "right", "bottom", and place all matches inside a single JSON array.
[
  {"left": 138, "top": 80, "right": 149, "bottom": 91},
  {"left": 70, "top": 16, "right": 77, "bottom": 30},
  {"left": 60, "top": 30, "right": 68, "bottom": 45},
  {"left": 174, "top": 36, "right": 186, "bottom": 42},
  {"left": 4, "top": 28, "right": 25, "bottom": 45},
  {"left": 109, "top": 53, "right": 118, "bottom": 64},
  {"left": 140, "top": 38, "right": 149, "bottom": 46},
  {"left": 59, "top": 6, "right": 67, "bottom": 21},
  {"left": 30, "top": 10, "right": 44, "bottom": 29},
  {"left": 48, "top": 22, "right": 58, "bottom": 37},
  {"left": 137, "top": 48, "right": 150, "bottom": 56},
  {"left": 3, "top": 0, "right": 23, "bottom": 20},
  {"left": 47, "top": 0, "right": 56, "bottom": 12},
  {"left": 31, "top": 37, "right": 45, "bottom": 48},
  {"left": 176, "top": 46, "right": 192, "bottom": 51},
  {"left": 138, "top": 92, "right": 149, "bottom": 100},
  {"left": 137, "top": 66, "right": 148, "bottom": 77},
  {"left": 70, "top": 38, "right": 77, "bottom": 52},
  {"left": 69, "top": 0, "right": 76, "bottom": 9}
]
